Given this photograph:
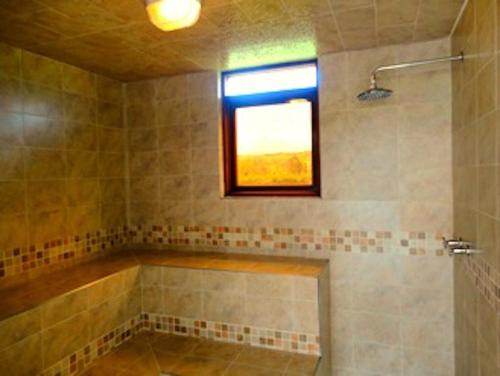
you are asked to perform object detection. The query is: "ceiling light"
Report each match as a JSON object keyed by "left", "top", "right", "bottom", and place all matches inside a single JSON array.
[{"left": 145, "top": 0, "right": 201, "bottom": 31}]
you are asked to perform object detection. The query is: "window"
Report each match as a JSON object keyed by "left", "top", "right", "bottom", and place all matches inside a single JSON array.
[{"left": 221, "top": 61, "right": 320, "bottom": 197}]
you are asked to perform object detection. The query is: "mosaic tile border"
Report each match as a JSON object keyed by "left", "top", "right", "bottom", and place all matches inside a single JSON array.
[
  {"left": 142, "top": 312, "right": 321, "bottom": 355},
  {"left": 40, "top": 315, "right": 143, "bottom": 376},
  {"left": 0, "top": 226, "right": 128, "bottom": 282},
  {"left": 38, "top": 312, "right": 319, "bottom": 376},
  {"left": 129, "top": 224, "right": 448, "bottom": 256},
  {"left": 460, "top": 254, "right": 500, "bottom": 314}
]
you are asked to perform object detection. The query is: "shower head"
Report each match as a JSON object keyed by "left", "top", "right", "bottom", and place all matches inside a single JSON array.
[
  {"left": 357, "top": 53, "right": 464, "bottom": 102},
  {"left": 357, "top": 84, "right": 392, "bottom": 101}
]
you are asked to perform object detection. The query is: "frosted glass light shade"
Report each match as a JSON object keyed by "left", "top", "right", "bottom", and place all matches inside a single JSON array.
[{"left": 145, "top": 0, "right": 201, "bottom": 31}]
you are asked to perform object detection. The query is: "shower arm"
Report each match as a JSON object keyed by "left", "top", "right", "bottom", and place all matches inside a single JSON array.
[{"left": 369, "top": 53, "right": 464, "bottom": 88}]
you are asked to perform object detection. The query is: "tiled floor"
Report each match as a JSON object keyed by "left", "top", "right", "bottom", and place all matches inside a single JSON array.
[{"left": 79, "top": 332, "right": 319, "bottom": 376}]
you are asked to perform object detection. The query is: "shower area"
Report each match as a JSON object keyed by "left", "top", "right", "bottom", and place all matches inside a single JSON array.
[{"left": 0, "top": 0, "right": 498, "bottom": 375}]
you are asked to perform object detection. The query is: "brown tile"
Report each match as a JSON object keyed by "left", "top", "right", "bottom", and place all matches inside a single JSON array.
[
  {"left": 23, "top": 115, "right": 65, "bottom": 148},
  {"left": 0, "top": 111, "right": 23, "bottom": 146},
  {"left": 0, "top": 308, "right": 40, "bottom": 352},
  {"left": 191, "top": 340, "right": 244, "bottom": 361},
  {"left": 171, "top": 355, "right": 230, "bottom": 376},
  {"left": 21, "top": 50, "right": 62, "bottom": 90},
  {"left": 25, "top": 148, "right": 66, "bottom": 179},
  {"left": 0, "top": 333, "right": 42, "bottom": 376},
  {"left": 42, "top": 311, "right": 89, "bottom": 366},
  {"left": 0, "top": 43, "right": 21, "bottom": 78},
  {"left": 236, "top": 346, "right": 292, "bottom": 371},
  {"left": 225, "top": 363, "right": 282, "bottom": 376},
  {"left": 151, "top": 334, "right": 202, "bottom": 355}
]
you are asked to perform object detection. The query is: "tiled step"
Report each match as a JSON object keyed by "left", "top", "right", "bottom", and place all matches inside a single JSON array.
[{"left": 79, "top": 331, "right": 320, "bottom": 376}]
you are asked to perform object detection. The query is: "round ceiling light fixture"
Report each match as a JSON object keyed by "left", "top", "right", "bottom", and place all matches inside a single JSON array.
[{"left": 145, "top": 0, "right": 202, "bottom": 31}]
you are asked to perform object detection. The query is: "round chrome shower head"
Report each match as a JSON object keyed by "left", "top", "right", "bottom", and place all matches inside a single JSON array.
[{"left": 357, "top": 86, "right": 393, "bottom": 101}]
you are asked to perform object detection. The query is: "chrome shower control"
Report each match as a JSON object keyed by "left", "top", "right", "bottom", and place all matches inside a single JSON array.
[{"left": 442, "top": 238, "right": 480, "bottom": 256}]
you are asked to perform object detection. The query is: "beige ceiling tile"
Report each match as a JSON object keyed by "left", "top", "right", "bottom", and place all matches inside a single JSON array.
[
  {"left": 235, "top": 0, "right": 290, "bottom": 22},
  {"left": 377, "top": 25, "right": 415, "bottom": 46},
  {"left": 0, "top": 0, "right": 47, "bottom": 15},
  {"left": 330, "top": 0, "right": 374, "bottom": 12},
  {"left": 313, "top": 16, "right": 343, "bottom": 53},
  {"left": 376, "top": 0, "right": 420, "bottom": 27},
  {"left": 417, "top": 0, "right": 463, "bottom": 23},
  {"left": 284, "top": 0, "right": 332, "bottom": 18},
  {"left": 203, "top": 0, "right": 234, "bottom": 8},
  {"left": 0, "top": 17, "right": 61, "bottom": 49},
  {"left": 91, "top": 0, "right": 149, "bottom": 23},
  {"left": 336, "top": 7, "right": 376, "bottom": 32},
  {"left": 341, "top": 29, "right": 378, "bottom": 50},
  {"left": 415, "top": 18, "right": 456, "bottom": 42},
  {"left": 19, "top": 8, "right": 116, "bottom": 38},
  {"left": 0, "top": 0, "right": 464, "bottom": 80},
  {"left": 203, "top": 3, "right": 251, "bottom": 31}
]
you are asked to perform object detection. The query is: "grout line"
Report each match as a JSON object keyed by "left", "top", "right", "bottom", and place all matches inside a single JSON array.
[{"left": 449, "top": 0, "right": 470, "bottom": 38}]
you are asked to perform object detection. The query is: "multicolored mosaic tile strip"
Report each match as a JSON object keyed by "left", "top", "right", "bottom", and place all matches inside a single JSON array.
[
  {"left": 0, "top": 224, "right": 449, "bottom": 282},
  {"left": 460, "top": 254, "right": 500, "bottom": 314},
  {"left": 129, "top": 224, "right": 448, "bottom": 256},
  {"left": 142, "top": 313, "right": 321, "bottom": 355},
  {"left": 40, "top": 315, "right": 143, "bottom": 376},
  {"left": 0, "top": 226, "right": 128, "bottom": 283}
]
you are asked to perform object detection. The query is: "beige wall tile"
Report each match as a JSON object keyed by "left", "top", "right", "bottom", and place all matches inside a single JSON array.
[
  {"left": 41, "top": 288, "right": 88, "bottom": 328},
  {"left": 0, "top": 333, "right": 42, "bottom": 376},
  {"left": 0, "top": 308, "right": 40, "bottom": 352},
  {"left": 42, "top": 312, "right": 89, "bottom": 367}
]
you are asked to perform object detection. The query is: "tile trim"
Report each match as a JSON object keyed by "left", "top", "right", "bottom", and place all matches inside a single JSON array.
[{"left": 142, "top": 312, "right": 321, "bottom": 356}]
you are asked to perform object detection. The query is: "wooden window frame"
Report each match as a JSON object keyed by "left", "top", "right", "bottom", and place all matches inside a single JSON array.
[{"left": 221, "top": 60, "right": 320, "bottom": 197}]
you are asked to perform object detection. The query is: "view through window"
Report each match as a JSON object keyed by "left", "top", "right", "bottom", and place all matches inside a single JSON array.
[{"left": 235, "top": 100, "right": 313, "bottom": 186}]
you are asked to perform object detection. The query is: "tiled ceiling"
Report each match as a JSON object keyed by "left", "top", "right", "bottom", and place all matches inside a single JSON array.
[{"left": 0, "top": 0, "right": 464, "bottom": 81}]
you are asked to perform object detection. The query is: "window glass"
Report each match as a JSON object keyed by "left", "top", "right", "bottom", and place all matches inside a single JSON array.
[
  {"left": 224, "top": 63, "right": 317, "bottom": 96},
  {"left": 235, "top": 101, "right": 313, "bottom": 186}
]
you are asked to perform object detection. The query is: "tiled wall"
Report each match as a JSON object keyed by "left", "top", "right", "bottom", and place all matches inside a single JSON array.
[
  {"left": 0, "top": 267, "right": 141, "bottom": 375},
  {"left": 141, "top": 266, "right": 322, "bottom": 355},
  {"left": 125, "top": 38, "right": 455, "bottom": 375},
  {"left": 0, "top": 43, "right": 128, "bottom": 284},
  {"left": 451, "top": 0, "right": 500, "bottom": 374}
]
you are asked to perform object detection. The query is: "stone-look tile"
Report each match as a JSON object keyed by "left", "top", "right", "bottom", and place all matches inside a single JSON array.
[
  {"left": 0, "top": 333, "right": 42, "bottom": 376},
  {"left": 21, "top": 51, "right": 62, "bottom": 90},
  {"left": 42, "top": 311, "right": 89, "bottom": 366},
  {"left": 245, "top": 296, "right": 295, "bottom": 331},
  {"left": 88, "top": 296, "right": 125, "bottom": 340},
  {"left": 41, "top": 288, "right": 88, "bottom": 328},
  {"left": 172, "top": 355, "right": 229, "bottom": 376},
  {"left": 191, "top": 340, "right": 243, "bottom": 361},
  {"left": 163, "top": 267, "right": 202, "bottom": 289},
  {"left": 245, "top": 273, "right": 293, "bottom": 298},
  {"left": 0, "top": 43, "right": 21, "bottom": 78},
  {"left": 203, "top": 291, "right": 245, "bottom": 324},
  {"left": 353, "top": 342, "right": 401, "bottom": 374},
  {"left": 142, "top": 286, "right": 164, "bottom": 314},
  {"left": 88, "top": 273, "right": 123, "bottom": 307},
  {"left": 226, "top": 363, "right": 282, "bottom": 376},
  {"left": 151, "top": 334, "right": 201, "bottom": 355},
  {"left": 204, "top": 270, "right": 246, "bottom": 293},
  {"left": 164, "top": 287, "right": 203, "bottom": 318},
  {"left": 351, "top": 312, "right": 400, "bottom": 346},
  {"left": 62, "top": 64, "right": 96, "bottom": 97},
  {"left": 236, "top": 346, "right": 292, "bottom": 372},
  {"left": 0, "top": 308, "right": 40, "bottom": 351}
]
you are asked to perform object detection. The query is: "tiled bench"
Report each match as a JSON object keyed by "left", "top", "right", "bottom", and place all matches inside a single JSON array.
[{"left": 0, "top": 250, "right": 330, "bottom": 376}]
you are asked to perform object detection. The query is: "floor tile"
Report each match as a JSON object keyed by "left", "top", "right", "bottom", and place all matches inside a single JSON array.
[{"left": 150, "top": 333, "right": 202, "bottom": 355}]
